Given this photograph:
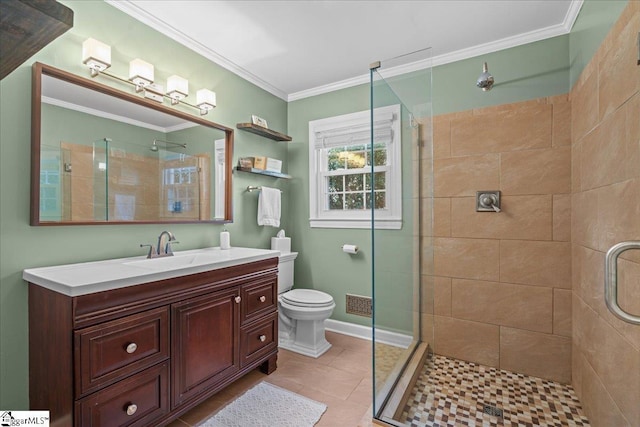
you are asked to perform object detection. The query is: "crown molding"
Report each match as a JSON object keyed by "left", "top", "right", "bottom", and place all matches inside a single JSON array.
[
  {"left": 288, "top": 74, "right": 370, "bottom": 102},
  {"left": 108, "top": 0, "right": 583, "bottom": 103},
  {"left": 290, "top": 0, "right": 583, "bottom": 101},
  {"left": 43, "top": 96, "right": 165, "bottom": 132},
  {"left": 563, "top": 0, "right": 584, "bottom": 32},
  {"left": 105, "top": 0, "right": 289, "bottom": 101}
]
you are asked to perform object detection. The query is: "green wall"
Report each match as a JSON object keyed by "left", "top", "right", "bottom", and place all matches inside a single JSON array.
[
  {"left": 570, "top": 0, "right": 629, "bottom": 87},
  {"left": 287, "top": 86, "right": 373, "bottom": 327},
  {"left": 0, "top": 0, "right": 287, "bottom": 408},
  {"left": 433, "top": 35, "right": 570, "bottom": 114}
]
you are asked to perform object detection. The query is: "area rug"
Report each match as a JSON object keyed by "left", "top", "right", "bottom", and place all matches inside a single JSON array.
[{"left": 199, "top": 381, "right": 327, "bottom": 427}]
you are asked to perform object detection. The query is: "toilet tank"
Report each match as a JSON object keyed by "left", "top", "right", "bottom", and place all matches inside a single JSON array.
[{"left": 277, "top": 252, "right": 298, "bottom": 294}]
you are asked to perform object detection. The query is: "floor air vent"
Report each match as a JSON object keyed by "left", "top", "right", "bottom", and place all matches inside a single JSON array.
[
  {"left": 483, "top": 404, "right": 504, "bottom": 418},
  {"left": 346, "top": 294, "right": 372, "bottom": 317}
]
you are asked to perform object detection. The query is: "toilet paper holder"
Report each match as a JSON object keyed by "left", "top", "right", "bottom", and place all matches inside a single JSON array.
[{"left": 342, "top": 244, "right": 359, "bottom": 254}]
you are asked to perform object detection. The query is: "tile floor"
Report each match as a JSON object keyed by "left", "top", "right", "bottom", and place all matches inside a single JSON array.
[
  {"left": 400, "top": 355, "right": 590, "bottom": 427},
  {"left": 167, "top": 331, "right": 376, "bottom": 427},
  {"left": 167, "top": 334, "right": 591, "bottom": 427}
]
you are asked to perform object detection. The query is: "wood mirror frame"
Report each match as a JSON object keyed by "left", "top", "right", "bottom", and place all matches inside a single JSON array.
[{"left": 31, "top": 62, "right": 234, "bottom": 225}]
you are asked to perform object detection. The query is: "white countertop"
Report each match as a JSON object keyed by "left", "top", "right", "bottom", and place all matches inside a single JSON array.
[{"left": 23, "top": 247, "right": 280, "bottom": 297}]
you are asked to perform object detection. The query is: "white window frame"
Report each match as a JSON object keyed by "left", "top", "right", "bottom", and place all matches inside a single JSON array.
[{"left": 308, "top": 104, "right": 402, "bottom": 229}]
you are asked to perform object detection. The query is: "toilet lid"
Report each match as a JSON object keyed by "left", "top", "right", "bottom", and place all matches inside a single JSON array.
[{"left": 281, "top": 289, "right": 334, "bottom": 307}]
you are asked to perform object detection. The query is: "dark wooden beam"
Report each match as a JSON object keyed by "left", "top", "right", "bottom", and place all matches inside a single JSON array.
[{"left": 1, "top": 0, "right": 74, "bottom": 80}]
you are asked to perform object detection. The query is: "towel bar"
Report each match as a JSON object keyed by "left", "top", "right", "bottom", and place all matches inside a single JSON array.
[{"left": 246, "top": 186, "right": 283, "bottom": 193}]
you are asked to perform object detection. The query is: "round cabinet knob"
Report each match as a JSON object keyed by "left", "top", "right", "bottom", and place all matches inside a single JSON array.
[
  {"left": 126, "top": 404, "right": 138, "bottom": 416},
  {"left": 259, "top": 335, "right": 267, "bottom": 342},
  {"left": 126, "top": 343, "right": 138, "bottom": 354},
  {"left": 259, "top": 296, "right": 266, "bottom": 303},
  {"left": 235, "top": 296, "right": 241, "bottom": 304}
]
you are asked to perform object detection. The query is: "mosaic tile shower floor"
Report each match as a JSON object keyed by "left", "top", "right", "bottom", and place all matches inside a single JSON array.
[{"left": 400, "top": 355, "right": 590, "bottom": 427}]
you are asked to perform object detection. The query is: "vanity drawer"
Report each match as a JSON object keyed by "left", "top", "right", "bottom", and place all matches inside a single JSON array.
[
  {"left": 75, "top": 361, "right": 169, "bottom": 427},
  {"left": 75, "top": 307, "right": 169, "bottom": 397},
  {"left": 240, "top": 312, "right": 277, "bottom": 368},
  {"left": 241, "top": 279, "right": 277, "bottom": 324}
]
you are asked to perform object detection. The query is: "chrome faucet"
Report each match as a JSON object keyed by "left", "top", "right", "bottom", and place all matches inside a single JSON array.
[
  {"left": 157, "top": 231, "right": 177, "bottom": 256},
  {"left": 140, "top": 231, "right": 178, "bottom": 258}
]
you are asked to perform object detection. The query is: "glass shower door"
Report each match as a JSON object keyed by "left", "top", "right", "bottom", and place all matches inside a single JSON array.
[{"left": 371, "top": 48, "right": 433, "bottom": 424}]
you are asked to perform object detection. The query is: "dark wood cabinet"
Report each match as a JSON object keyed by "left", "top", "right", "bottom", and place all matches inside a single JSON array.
[
  {"left": 75, "top": 362, "right": 170, "bottom": 427},
  {"left": 240, "top": 312, "right": 278, "bottom": 368},
  {"left": 29, "top": 257, "right": 279, "bottom": 426},
  {"left": 171, "top": 288, "right": 240, "bottom": 408},
  {"left": 74, "top": 307, "right": 170, "bottom": 397}
]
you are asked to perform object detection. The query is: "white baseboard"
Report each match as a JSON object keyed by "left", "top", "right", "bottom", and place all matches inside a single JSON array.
[{"left": 324, "top": 319, "right": 413, "bottom": 349}]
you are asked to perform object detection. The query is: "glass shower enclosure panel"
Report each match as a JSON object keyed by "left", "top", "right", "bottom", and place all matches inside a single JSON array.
[
  {"left": 371, "top": 48, "right": 433, "bottom": 424},
  {"left": 49, "top": 136, "right": 202, "bottom": 221}
]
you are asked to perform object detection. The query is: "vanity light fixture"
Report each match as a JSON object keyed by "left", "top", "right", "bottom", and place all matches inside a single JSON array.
[
  {"left": 82, "top": 38, "right": 111, "bottom": 77},
  {"left": 129, "top": 58, "right": 154, "bottom": 92},
  {"left": 196, "top": 89, "right": 217, "bottom": 115},
  {"left": 81, "top": 37, "right": 218, "bottom": 115},
  {"left": 166, "top": 75, "right": 189, "bottom": 104}
]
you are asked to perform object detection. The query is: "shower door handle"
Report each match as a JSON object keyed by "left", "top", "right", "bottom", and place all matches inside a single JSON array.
[{"left": 604, "top": 241, "right": 640, "bottom": 325}]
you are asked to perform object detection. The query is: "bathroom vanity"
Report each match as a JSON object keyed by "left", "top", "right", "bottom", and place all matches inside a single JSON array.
[{"left": 24, "top": 247, "right": 279, "bottom": 427}]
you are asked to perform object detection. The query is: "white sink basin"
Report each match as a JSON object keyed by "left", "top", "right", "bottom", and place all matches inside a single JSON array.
[
  {"left": 124, "top": 253, "right": 200, "bottom": 271},
  {"left": 124, "top": 249, "right": 238, "bottom": 271},
  {"left": 23, "top": 247, "right": 280, "bottom": 297}
]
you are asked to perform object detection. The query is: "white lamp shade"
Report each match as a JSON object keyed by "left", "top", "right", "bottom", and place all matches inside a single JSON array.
[
  {"left": 166, "top": 75, "right": 189, "bottom": 99},
  {"left": 196, "top": 89, "right": 216, "bottom": 109},
  {"left": 129, "top": 59, "right": 154, "bottom": 85},
  {"left": 82, "top": 38, "right": 111, "bottom": 71}
]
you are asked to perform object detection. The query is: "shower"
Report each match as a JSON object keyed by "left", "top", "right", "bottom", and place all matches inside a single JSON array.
[
  {"left": 476, "top": 61, "right": 494, "bottom": 91},
  {"left": 150, "top": 139, "right": 187, "bottom": 151}
]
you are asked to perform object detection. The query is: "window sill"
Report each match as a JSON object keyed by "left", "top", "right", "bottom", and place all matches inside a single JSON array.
[{"left": 309, "top": 218, "right": 402, "bottom": 229}]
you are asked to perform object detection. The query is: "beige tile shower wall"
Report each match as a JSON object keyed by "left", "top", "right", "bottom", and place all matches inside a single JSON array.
[
  {"left": 571, "top": 2, "right": 640, "bottom": 427},
  {"left": 108, "top": 154, "right": 160, "bottom": 221},
  {"left": 429, "top": 95, "right": 573, "bottom": 383}
]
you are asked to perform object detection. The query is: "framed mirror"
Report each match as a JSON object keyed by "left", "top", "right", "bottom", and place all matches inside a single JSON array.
[{"left": 31, "top": 62, "right": 233, "bottom": 225}]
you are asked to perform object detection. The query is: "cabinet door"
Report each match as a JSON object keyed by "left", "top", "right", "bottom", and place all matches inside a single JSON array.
[{"left": 171, "top": 288, "right": 240, "bottom": 408}]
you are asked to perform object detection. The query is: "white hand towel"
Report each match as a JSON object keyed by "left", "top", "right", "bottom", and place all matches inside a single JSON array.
[{"left": 257, "top": 186, "right": 281, "bottom": 227}]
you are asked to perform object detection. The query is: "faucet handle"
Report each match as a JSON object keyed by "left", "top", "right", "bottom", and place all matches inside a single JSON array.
[{"left": 140, "top": 244, "right": 154, "bottom": 259}]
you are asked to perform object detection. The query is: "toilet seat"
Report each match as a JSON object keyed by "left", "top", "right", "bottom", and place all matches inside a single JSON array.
[{"left": 281, "top": 289, "right": 334, "bottom": 308}]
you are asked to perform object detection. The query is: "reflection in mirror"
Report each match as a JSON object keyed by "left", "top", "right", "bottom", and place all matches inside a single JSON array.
[{"left": 32, "top": 63, "right": 233, "bottom": 225}]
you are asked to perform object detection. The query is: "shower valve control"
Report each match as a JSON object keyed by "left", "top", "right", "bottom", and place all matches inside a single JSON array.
[{"left": 476, "top": 191, "right": 501, "bottom": 212}]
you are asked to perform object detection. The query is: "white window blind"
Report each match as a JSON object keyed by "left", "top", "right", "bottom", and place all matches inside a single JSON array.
[{"left": 308, "top": 105, "right": 402, "bottom": 229}]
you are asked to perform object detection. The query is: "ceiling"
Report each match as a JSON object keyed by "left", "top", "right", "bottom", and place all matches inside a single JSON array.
[{"left": 107, "top": 0, "right": 582, "bottom": 101}]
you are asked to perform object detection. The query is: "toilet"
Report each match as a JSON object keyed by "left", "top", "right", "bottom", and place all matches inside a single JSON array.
[{"left": 277, "top": 252, "right": 335, "bottom": 358}]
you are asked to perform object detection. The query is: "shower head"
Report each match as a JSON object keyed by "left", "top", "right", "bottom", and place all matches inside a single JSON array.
[
  {"left": 151, "top": 139, "right": 186, "bottom": 151},
  {"left": 476, "top": 62, "right": 494, "bottom": 91}
]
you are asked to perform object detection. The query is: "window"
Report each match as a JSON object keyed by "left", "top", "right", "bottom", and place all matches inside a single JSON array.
[
  {"left": 309, "top": 104, "right": 402, "bottom": 229},
  {"left": 39, "top": 155, "right": 61, "bottom": 219}
]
